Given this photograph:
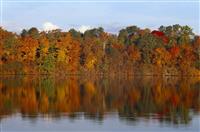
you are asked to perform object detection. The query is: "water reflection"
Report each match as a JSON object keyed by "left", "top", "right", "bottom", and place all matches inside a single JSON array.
[{"left": 0, "top": 76, "right": 199, "bottom": 126}]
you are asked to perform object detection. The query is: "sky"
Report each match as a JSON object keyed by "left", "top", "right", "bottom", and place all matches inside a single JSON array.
[{"left": 0, "top": 0, "right": 199, "bottom": 34}]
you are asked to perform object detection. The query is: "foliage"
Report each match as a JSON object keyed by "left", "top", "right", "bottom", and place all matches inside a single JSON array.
[{"left": 0, "top": 25, "right": 199, "bottom": 75}]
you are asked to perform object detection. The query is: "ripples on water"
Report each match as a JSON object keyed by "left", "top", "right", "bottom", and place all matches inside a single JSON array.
[{"left": 0, "top": 76, "right": 199, "bottom": 131}]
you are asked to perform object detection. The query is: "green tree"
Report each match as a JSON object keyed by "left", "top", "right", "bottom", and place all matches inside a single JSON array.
[
  {"left": 20, "top": 29, "right": 28, "bottom": 38},
  {"left": 84, "top": 27, "right": 104, "bottom": 38},
  {"left": 138, "top": 34, "right": 163, "bottom": 63},
  {"left": 118, "top": 25, "right": 140, "bottom": 45},
  {"left": 69, "top": 29, "right": 82, "bottom": 39},
  {"left": 28, "top": 27, "right": 40, "bottom": 39}
]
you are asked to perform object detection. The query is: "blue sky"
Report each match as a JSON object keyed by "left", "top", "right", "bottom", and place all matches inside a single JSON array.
[{"left": 1, "top": 0, "right": 199, "bottom": 34}]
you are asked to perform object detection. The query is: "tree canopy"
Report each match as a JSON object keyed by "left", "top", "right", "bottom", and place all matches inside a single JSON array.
[{"left": 0, "top": 25, "right": 199, "bottom": 75}]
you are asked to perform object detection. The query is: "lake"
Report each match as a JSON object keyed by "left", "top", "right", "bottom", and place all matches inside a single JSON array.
[{"left": 0, "top": 76, "right": 199, "bottom": 132}]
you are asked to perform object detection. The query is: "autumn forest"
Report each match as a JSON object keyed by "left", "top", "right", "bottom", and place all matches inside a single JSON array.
[{"left": 0, "top": 24, "right": 200, "bottom": 75}]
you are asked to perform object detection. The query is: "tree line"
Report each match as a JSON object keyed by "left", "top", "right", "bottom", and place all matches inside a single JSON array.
[{"left": 0, "top": 24, "right": 200, "bottom": 75}]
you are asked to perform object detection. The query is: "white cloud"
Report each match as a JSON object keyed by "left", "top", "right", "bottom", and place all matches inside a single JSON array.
[
  {"left": 77, "top": 25, "right": 92, "bottom": 33},
  {"left": 43, "top": 22, "right": 59, "bottom": 31}
]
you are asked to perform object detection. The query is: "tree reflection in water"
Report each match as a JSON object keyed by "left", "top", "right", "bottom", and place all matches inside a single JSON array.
[{"left": 0, "top": 76, "right": 199, "bottom": 125}]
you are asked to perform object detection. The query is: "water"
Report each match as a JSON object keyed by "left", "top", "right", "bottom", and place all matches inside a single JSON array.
[{"left": 0, "top": 76, "right": 199, "bottom": 132}]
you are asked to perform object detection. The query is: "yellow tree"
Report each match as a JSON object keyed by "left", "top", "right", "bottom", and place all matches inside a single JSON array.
[
  {"left": 19, "top": 36, "right": 39, "bottom": 63},
  {"left": 56, "top": 33, "right": 80, "bottom": 73}
]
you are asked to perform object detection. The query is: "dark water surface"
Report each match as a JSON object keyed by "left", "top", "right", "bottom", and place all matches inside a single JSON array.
[{"left": 0, "top": 76, "right": 199, "bottom": 132}]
